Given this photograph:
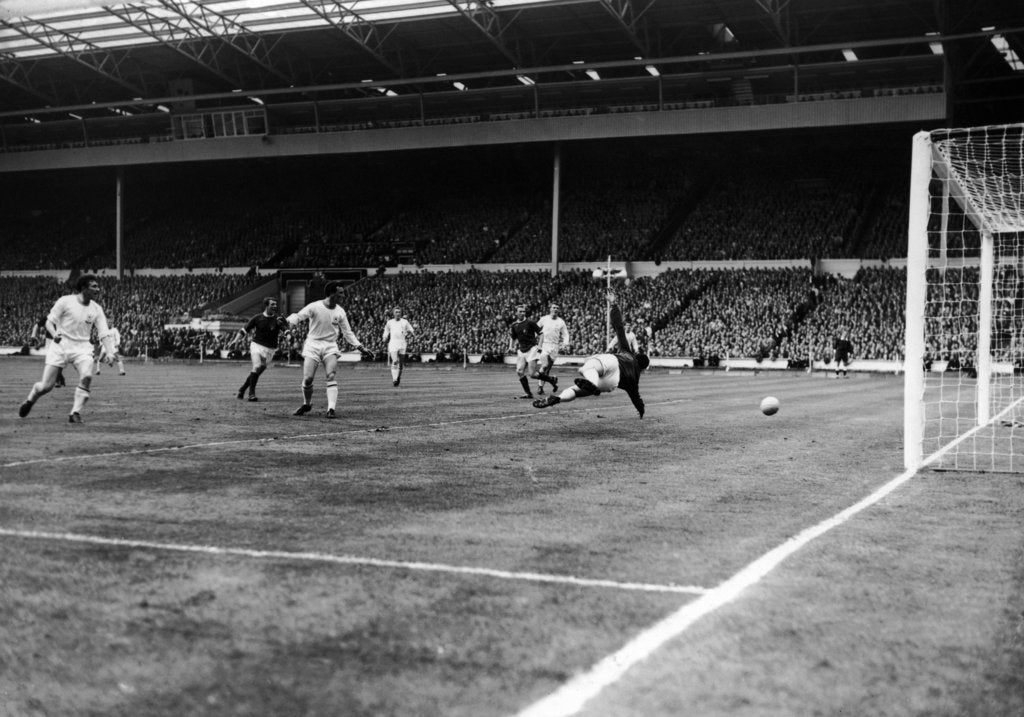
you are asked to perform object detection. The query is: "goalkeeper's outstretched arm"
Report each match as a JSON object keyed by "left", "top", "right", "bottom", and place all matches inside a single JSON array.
[
  {"left": 607, "top": 292, "right": 633, "bottom": 356},
  {"left": 625, "top": 387, "right": 645, "bottom": 418}
]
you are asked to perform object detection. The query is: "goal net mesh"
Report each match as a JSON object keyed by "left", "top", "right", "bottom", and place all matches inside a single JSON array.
[{"left": 919, "top": 124, "right": 1024, "bottom": 471}]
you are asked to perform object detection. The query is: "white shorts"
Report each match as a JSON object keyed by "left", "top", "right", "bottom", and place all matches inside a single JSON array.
[
  {"left": 250, "top": 341, "right": 276, "bottom": 368},
  {"left": 524, "top": 346, "right": 542, "bottom": 364},
  {"left": 538, "top": 341, "right": 561, "bottom": 360},
  {"left": 388, "top": 342, "right": 407, "bottom": 362},
  {"left": 46, "top": 339, "right": 94, "bottom": 375},
  {"left": 579, "top": 354, "right": 620, "bottom": 393},
  {"left": 302, "top": 338, "right": 341, "bottom": 364}
]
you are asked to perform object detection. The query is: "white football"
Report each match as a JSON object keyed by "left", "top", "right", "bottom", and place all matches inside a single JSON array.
[{"left": 760, "top": 396, "right": 780, "bottom": 416}]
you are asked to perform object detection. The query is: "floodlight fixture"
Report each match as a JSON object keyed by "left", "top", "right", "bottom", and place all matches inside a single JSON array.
[{"left": 984, "top": 28, "right": 1024, "bottom": 71}]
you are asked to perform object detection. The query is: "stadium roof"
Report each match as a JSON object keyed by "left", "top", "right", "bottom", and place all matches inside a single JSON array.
[{"left": 0, "top": 0, "right": 1020, "bottom": 125}]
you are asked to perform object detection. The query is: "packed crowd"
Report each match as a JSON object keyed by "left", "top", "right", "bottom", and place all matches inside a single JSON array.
[
  {"left": 1, "top": 142, "right": 921, "bottom": 273},
  {"left": 0, "top": 273, "right": 253, "bottom": 358},
  {"left": 653, "top": 268, "right": 815, "bottom": 360},
  {"left": 3, "top": 266, "right": 930, "bottom": 364},
  {"left": 785, "top": 267, "right": 906, "bottom": 363},
  {"left": 658, "top": 157, "right": 869, "bottom": 261}
]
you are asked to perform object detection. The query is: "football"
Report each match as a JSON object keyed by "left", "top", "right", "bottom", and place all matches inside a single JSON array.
[{"left": 760, "top": 396, "right": 780, "bottom": 416}]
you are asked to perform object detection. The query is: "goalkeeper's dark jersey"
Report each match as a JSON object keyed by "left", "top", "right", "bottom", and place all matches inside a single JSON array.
[
  {"left": 246, "top": 313, "right": 288, "bottom": 350},
  {"left": 510, "top": 319, "right": 542, "bottom": 353},
  {"left": 609, "top": 303, "right": 643, "bottom": 401}
]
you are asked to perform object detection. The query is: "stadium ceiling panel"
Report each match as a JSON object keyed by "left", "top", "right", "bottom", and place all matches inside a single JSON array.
[{"left": 0, "top": 0, "right": 1019, "bottom": 119}]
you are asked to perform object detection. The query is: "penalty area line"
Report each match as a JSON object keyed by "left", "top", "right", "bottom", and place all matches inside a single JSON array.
[
  {"left": 1, "top": 399, "right": 688, "bottom": 469},
  {"left": 0, "top": 527, "right": 706, "bottom": 596},
  {"left": 514, "top": 457, "right": 943, "bottom": 717}
]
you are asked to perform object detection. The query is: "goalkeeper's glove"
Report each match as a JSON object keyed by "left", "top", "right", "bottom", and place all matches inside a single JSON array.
[{"left": 357, "top": 345, "right": 374, "bottom": 360}]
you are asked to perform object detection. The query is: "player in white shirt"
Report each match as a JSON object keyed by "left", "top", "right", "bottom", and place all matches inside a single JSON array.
[
  {"left": 19, "top": 275, "right": 119, "bottom": 423},
  {"left": 382, "top": 307, "right": 415, "bottom": 386},
  {"left": 92, "top": 326, "right": 125, "bottom": 377},
  {"left": 534, "top": 302, "right": 570, "bottom": 395},
  {"left": 607, "top": 321, "right": 639, "bottom": 354},
  {"left": 286, "top": 281, "right": 373, "bottom": 418}
]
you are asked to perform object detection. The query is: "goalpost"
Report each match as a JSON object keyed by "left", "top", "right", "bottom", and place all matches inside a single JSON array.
[{"left": 905, "top": 123, "right": 1024, "bottom": 471}]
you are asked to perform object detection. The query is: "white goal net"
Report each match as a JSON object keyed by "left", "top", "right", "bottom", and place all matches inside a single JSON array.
[{"left": 905, "top": 123, "right": 1024, "bottom": 471}]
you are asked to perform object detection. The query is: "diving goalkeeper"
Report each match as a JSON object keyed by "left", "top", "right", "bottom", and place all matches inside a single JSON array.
[{"left": 533, "top": 291, "right": 649, "bottom": 418}]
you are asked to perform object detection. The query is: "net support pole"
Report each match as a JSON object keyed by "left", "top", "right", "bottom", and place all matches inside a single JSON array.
[
  {"left": 977, "top": 229, "right": 994, "bottom": 425},
  {"left": 904, "top": 131, "right": 932, "bottom": 470}
]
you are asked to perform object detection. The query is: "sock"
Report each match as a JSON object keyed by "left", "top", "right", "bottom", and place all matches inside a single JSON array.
[
  {"left": 326, "top": 381, "right": 338, "bottom": 410},
  {"left": 26, "top": 383, "right": 42, "bottom": 404},
  {"left": 117, "top": 359, "right": 125, "bottom": 375},
  {"left": 391, "top": 364, "right": 400, "bottom": 381},
  {"left": 248, "top": 371, "right": 260, "bottom": 394},
  {"left": 542, "top": 374, "right": 558, "bottom": 385},
  {"left": 302, "top": 384, "right": 313, "bottom": 405},
  {"left": 240, "top": 375, "right": 251, "bottom": 393},
  {"left": 72, "top": 386, "right": 90, "bottom": 414},
  {"left": 519, "top": 376, "right": 531, "bottom": 395}
]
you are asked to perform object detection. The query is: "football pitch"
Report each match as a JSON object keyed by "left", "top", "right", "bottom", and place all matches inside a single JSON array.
[{"left": 2, "top": 359, "right": 1022, "bottom": 717}]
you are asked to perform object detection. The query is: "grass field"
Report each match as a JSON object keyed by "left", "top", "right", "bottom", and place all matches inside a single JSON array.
[{"left": 2, "top": 358, "right": 1023, "bottom": 717}]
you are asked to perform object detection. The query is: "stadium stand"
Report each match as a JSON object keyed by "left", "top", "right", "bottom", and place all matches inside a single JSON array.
[{"left": 0, "top": 134, "right": 930, "bottom": 365}]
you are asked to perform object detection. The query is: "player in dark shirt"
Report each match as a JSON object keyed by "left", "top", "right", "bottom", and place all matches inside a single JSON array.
[
  {"left": 508, "top": 304, "right": 546, "bottom": 399},
  {"left": 236, "top": 297, "right": 290, "bottom": 401},
  {"left": 832, "top": 330, "right": 854, "bottom": 379},
  {"left": 533, "top": 292, "right": 648, "bottom": 418}
]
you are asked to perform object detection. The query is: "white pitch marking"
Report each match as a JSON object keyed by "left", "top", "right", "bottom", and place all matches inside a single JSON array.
[
  {"left": 514, "top": 445, "right": 957, "bottom": 717},
  {"left": 0, "top": 528, "right": 706, "bottom": 595},
  {"left": 1, "top": 398, "right": 689, "bottom": 469}
]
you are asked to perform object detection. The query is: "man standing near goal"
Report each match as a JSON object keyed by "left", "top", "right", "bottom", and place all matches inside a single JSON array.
[
  {"left": 534, "top": 302, "right": 569, "bottom": 395},
  {"left": 533, "top": 292, "right": 649, "bottom": 418},
  {"left": 832, "top": 328, "right": 854, "bottom": 379},
  {"left": 19, "top": 275, "right": 119, "bottom": 424},
  {"left": 236, "top": 297, "right": 289, "bottom": 402},
  {"left": 287, "top": 281, "right": 373, "bottom": 418},
  {"left": 383, "top": 306, "right": 415, "bottom": 387}
]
